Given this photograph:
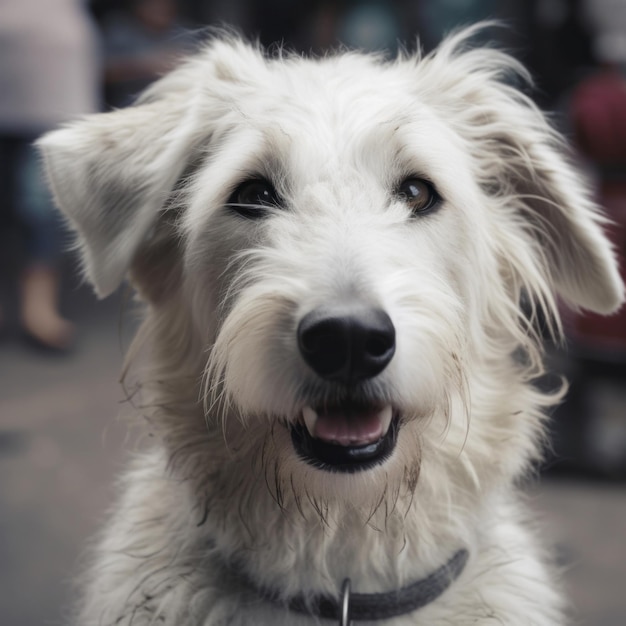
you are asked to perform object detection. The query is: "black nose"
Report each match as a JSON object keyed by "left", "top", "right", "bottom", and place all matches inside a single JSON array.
[{"left": 297, "top": 307, "right": 396, "bottom": 382}]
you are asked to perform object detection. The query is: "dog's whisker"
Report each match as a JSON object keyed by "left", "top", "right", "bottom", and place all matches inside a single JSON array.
[{"left": 289, "top": 473, "right": 307, "bottom": 522}]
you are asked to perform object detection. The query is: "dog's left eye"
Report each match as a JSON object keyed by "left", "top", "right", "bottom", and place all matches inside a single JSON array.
[
  {"left": 397, "top": 178, "right": 441, "bottom": 215},
  {"left": 227, "top": 179, "right": 280, "bottom": 219}
]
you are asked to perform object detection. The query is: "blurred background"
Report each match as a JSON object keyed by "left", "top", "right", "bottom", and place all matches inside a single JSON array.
[{"left": 0, "top": 0, "right": 625, "bottom": 624}]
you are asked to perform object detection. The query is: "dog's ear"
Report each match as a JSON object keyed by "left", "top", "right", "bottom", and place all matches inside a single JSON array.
[
  {"left": 38, "top": 91, "right": 201, "bottom": 298},
  {"left": 37, "top": 36, "right": 265, "bottom": 298},
  {"left": 423, "top": 28, "right": 624, "bottom": 314},
  {"left": 498, "top": 135, "right": 624, "bottom": 314}
]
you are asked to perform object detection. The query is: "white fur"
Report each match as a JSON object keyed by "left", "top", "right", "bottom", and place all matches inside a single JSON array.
[{"left": 39, "top": 25, "right": 624, "bottom": 626}]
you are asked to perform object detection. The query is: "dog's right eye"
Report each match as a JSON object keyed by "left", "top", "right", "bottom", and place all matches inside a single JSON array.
[
  {"left": 226, "top": 179, "right": 280, "bottom": 219},
  {"left": 397, "top": 177, "right": 441, "bottom": 216}
]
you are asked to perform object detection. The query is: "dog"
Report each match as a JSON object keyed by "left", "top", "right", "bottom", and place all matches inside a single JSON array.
[{"left": 39, "top": 25, "right": 624, "bottom": 626}]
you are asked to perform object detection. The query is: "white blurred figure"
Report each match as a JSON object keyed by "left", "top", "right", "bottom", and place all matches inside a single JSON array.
[{"left": 0, "top": 0, "right": 99, "bottom": 350}]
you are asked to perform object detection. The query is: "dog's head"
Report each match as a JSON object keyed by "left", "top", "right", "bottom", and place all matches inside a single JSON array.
[{"left": 40, "top": 27, "right": 623, "bottom": 510}]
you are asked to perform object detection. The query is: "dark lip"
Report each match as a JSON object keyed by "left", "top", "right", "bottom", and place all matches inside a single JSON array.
[{"left": 290, "top": 411, "right": 399, "bottom": 474}]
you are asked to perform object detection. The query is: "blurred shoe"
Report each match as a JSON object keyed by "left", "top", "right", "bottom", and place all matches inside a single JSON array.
[{"left": 20, "top": 265, "right": 75, "bottom": 352}]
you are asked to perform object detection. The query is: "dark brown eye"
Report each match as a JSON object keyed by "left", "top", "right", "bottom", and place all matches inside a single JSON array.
[
  {"left": 397, "top": 178, "right": 440, "bottom": 215},
  {"left": 227, "top": 178, "right": 280, "bottom": 219}
]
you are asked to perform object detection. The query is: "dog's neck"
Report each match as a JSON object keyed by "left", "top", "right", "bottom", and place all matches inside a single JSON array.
[
  {"left": 233, "top": 547, "right": 470, "bottom": 622},
  {"left": 178, "top": 430, "right": 482, "bottom": 601}
]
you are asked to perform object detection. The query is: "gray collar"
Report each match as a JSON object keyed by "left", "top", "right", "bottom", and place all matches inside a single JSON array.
[{"left": 257, "top": 548, "right": 469, "bottom": 623}]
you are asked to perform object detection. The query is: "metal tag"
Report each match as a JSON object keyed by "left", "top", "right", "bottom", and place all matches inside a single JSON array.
[{"left": 340, "top": 578, "right": 351, "bottom": 626}]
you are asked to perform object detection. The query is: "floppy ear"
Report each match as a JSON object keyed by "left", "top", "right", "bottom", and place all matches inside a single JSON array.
[
  {"left": 38, "top": 36, "right": 267, "bottom": 298},
  {"left": 499, "top": 135, "right": 624, "bottom": 314},
  {"left": 421, "top": 29, "right": 624, "bottom": 315},
  {"left": 38, "top": 89, "right": 203, "bottom": 298}
]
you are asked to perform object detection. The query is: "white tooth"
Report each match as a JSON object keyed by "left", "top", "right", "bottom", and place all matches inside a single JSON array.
[
  {"left": 302, "top": 406, "right": 318, "bottom": 437},
  {"left": 379, "top": 405, "right": 393, "bottom": 436}
]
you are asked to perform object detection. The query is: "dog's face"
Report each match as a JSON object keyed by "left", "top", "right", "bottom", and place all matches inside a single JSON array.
[{"left": 40, "top": 30, "right": 623, "bottom": 510}]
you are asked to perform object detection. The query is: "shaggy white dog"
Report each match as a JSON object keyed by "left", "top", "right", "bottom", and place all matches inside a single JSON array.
[{"left": 40, "top": 26, "right": 623, "bottom": 626}]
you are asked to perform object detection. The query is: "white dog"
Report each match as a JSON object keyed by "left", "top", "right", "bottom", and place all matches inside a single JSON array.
[{"left": 40, "top": 25, "right": 623, "bottom": 626}]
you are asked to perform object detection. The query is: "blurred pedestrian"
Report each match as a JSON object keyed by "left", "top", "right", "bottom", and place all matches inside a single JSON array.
[{"left": 0, "top": 0, "right": 100, "bottom": 350}]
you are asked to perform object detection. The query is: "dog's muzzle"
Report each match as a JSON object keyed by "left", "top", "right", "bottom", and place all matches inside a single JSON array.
[{"left": 292, "top": 307, "right": 398, "bottom": 472}]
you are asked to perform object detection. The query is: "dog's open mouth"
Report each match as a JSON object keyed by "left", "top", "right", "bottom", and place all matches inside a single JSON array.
[{"left": 291, "top": 404, "right": 398, "bottom": 473}]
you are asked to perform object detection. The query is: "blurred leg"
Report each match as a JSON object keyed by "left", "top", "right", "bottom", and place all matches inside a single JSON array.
[{"left": 16, "top": 139, "right": 74, "bottom": 350}]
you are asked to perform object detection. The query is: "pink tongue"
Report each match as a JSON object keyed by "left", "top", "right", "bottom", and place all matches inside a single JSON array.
[{"left": 314, "top": 408, "right": 384, "bottom": 446}]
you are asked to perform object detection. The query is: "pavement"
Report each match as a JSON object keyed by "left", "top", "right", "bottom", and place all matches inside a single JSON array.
[{"left": 1, "top": 271, "right": 625, "bottom": 626}]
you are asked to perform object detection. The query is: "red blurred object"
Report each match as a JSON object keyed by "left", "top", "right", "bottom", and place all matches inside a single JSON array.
[
  {"left": 570, "top": 69, "right": 626, "bottom": 358},
  {"left": 572, "top": 69, "right": 626, "bottom": 164}
]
